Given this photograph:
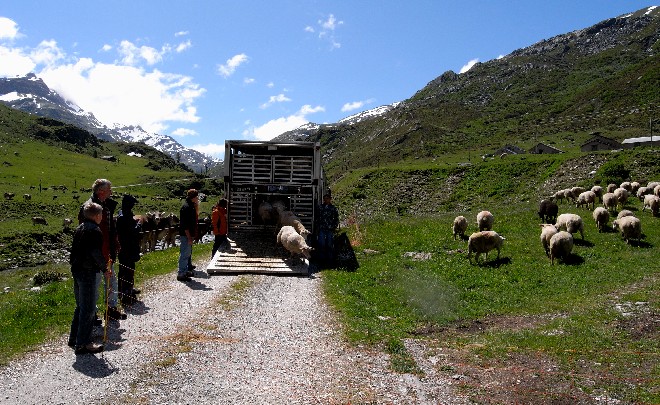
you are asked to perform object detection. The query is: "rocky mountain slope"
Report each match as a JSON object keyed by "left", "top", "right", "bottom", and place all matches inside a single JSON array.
[{"left": 0, "top": 73, "right": 218, "bottom": 173}]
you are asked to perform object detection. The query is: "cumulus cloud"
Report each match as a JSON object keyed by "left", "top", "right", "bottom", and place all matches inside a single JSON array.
[
  {"left": 244, "top": 77, "right": 255, "bottom": 84},
  {"left": 341, "top": 98, "right": 375, "bottom": 113},
  {"left": 171, "top": 128, "right": 198, "bottom": 137},
  {"left": 245, "top": 104, "right": 324, "bottom": 141},
  {"left": 176, "top": 40, "right": 192, "bottom": 53},
  {"left": 218, "top": 53, "right": 248, "bottom": 78},
  {"left": 189, "top": 142, "right": 225, "bottom": 159},
  {"left": 307, "top": 14, "right": 343, "bottom": 49},
  {"left": 0, "top": 46, "right": 35, "bottom": 76},
  {"left": 118, "top": 40, "right": 173, "bottom": 66},
  {"left": 101, "top": 44, "right": 112, "bottom": 52},
  {"left": 0, "top": 17, "right": 20, "bottom": 40},
  {"left": 459, "top": 58, "right": 479, "bottom": 73},
  {"left": 260, "top": 93, "right": 291, "bottom": 109}
]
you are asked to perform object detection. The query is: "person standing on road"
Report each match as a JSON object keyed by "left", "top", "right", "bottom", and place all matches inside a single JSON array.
[
  {"left": 316, "top": 193, "right": 339, "bottom": 268},
  {"left": 116, "top": 194, "right": 142, "bottom": 307},
  {"left": 79, "top": 178, "right": 126, "bottom": 321},
  {"left": 177, "top": 189, "right": 199, "bottom": 282},
  {"left": 68, "top": 201, "right": 109, "bottom": 355},
  {"left": 211, "top": 198, "right": 229, "bottom": 259}
]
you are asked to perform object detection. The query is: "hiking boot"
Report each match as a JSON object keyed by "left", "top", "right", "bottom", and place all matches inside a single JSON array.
[
  {"left": 107, "top": 306, "right": 127, "bottom": 320},
  {"left": 185, "top": 270, "right": 195, "bottom": 277},
  {"left": 74, "top": 343, "right": 104, "bottom": 355},
  {"left": 177, "top": 274, "right": 192, "bottom": 282},
  {"left": 132, "top": 288, "right": 141, "bottom": 295}
]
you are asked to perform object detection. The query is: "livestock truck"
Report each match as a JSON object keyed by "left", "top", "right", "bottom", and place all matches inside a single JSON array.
[{"left": 206, "top": 140, "right": 325, "bottom": 274}]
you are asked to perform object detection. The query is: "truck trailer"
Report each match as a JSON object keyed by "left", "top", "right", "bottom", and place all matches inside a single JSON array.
[{"left": 206, "top": 140, "right": 325, "bottom": 274}]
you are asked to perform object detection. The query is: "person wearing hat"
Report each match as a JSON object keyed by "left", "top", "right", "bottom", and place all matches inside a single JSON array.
[
  {"left": 116, "top": 194, "right": 142, "bottom": 306},
  {"left": 177, "top": 189, "right": 199, "bottom": 282}
]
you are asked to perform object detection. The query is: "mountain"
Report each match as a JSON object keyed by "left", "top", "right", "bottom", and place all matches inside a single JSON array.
[
  {"left": 0, "top": 73, "right": 219, "bottom": 173},
  {"left": 276, "top": 6, "right": 660, "bottom": 181}
]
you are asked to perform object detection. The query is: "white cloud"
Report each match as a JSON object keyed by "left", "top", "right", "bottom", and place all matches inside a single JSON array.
[
  {"left": 266, "top": 82, "right": 274, "bottom": 88},
  {"left": 218, "top": 53, "right": 248, "bottom": 78},
  {"left": 171, "top": 128, "right": 197, "bottom": 137},
  {"left": 118, "top": 40, "right": 172, "bottom": 66},
  {"left": 304, "top": 26, "right": 314, "bottom": 33},
  {"left": 341, "top": 98, "right": 374, "bottom": 113},
  {"left": 459, "top": 58, "right": 479, "bottom": 73},
  {"left": 307, "top": 14, "right": 343, "bottom": 49},
  {"left": 0, "top": 17, "right": 20, "bottom": 40},
  {"left": 174, "top": 31, "right": 189, "bottom": 37},
  {"left": 244, "top": 77, "right": 255, "bottom": 84},
  {"left": 320, "top": 14, "right": 343, "bottom": 31},
  {"left": 190, "top": 142, "right": 225, "bottom": 159},
  {"left": 101, "top": 44, "right": 112, "bottom": 52},
  {"left": 0, "top": 46, "right": 35, "bottom": 76},
  {"left": 176, "top": 40, "right": 192, "bottom": 53},
  {"left": 246, "top": 104, "right": 324, "bottom": 141},
  {"left": 260, "top": 93, "right": 291, "bottom": 109},
  {"left": 30, "top": 40, "right": 65, "bottom": 67}
]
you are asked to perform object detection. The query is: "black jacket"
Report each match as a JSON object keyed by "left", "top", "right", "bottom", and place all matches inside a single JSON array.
[
  {"left": 179, "top": 198, "right": 198, "bottom": 237},
  {"left": 116, "top": 197, "right": 142, "bottom": 263},
  {"left": 70, "top": 220, "right": 106, "bottom": 274}
]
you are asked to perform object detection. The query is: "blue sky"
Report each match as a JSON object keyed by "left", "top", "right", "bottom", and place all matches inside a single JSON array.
[{"left": 0, "top": 1, "right": 656, "bottom": 159}]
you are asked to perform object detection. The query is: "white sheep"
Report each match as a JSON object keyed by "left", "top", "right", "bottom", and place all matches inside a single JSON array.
[
  {"left": 612, "top": 216, "right": 642, "bottom": 244},
  {"left": 630, "top": 181, "right": 641, "bottom": 195},
  {"left": 562, "top": 189, "right": 574, "bottom": 202},
  {"left": 590, "top": 185, "right": 603, "bottom": 202},
  {"left": 636, "top": 186, "right": 652, "bottom": 202},
  {"left": 539, "top": 224, "right": 558, "bottom": 257},
  {"left": 647, "top": 181, "right": 660, "bottom": 190},
  {"left": 655, "top": 184, "right": 660, "bottom": 198},
  {"left": 575, "top": 190, "right": 596, "bottom": 210},
  {"left": 467, "top": 231, "right": 505, "bottom": 264},
  {"left": 606, "top": 183, "right": 617, "bottom": 193},
  {"left": 549, "top": 231, "right": 574, "bottom": 265},
  {"left": 616, "top": 210, "right": 635, "bottom": 220},
  {"left": 570, "top": 187, "right": 585, "bottom": 202},
  {"left": 278, "top": 210, "right": 311, "bottom": 238},
  {"left": 602, "top": 192, "right": 617, "bottom": 212},
  {"left": 552, "top": 189, "right": 567, "bottom": 204},
  {"left": 277, "top": 225, "right": 314, "bottom": 259},
  {"left": 642, "top": 194, "right": 659, "bottom": 217},
  {"left": 476, "top": 210, "right": 494, "bottom": 231},
  {"left": 613, "top": 187, "right": 629, "bottom": 210},
  {"left": 592, "top": 207, "right": 609, "bottom": 233},
  {"left": 452, "top": 215, "right": 468, "bottom": 240},
  {"left": 554, "top": 213, "right": 584, "bottom": 240},
  {"left": 619, "top": 181, "right": 632, "bottom": 192}
]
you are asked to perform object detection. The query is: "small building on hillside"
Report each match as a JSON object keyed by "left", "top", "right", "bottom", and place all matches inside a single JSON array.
[
  {"left": 580, "top": 134, "right": 622, "bottom": 152},
  {"left": 100, "top": 155, "right": 117, "bottom": 162},
  {"left": 494, "top": 145, "right": 526, "bottom": 156},
  {"left": 621, "top": 136, "right": 660, "bottom": 149},
  {"left": 529, "top": 143, "right": 563, "bottom": 154}
]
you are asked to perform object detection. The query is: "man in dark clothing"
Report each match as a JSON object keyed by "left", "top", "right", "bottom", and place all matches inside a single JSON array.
[
  {"left": 69, "top": 201, "right": 109, "bottom": 355},
  {"left": 78, "top": 179, "right": 126, "bottom": 320},
  {"left": 116, "top": 194, "right": 142, "bottom": 307},
  {"left": 177, "top": 189, "right": 199, "bottom": 282},
  {"left": 316, "top": 193, "right": 339, "bottom": 267}
]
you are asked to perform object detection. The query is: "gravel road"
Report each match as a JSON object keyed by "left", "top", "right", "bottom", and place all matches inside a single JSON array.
[{"left": 0, "top": 262, "right": 467, "bottom": 404}]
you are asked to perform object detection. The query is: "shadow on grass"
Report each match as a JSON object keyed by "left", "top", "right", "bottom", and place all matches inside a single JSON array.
[
  {"left": 628, "top": 239, "right": 653, "bottom": 249},
  {"left": 574, "top": 238, "right": 594, "bottom": 247},
  {"left": 479, "top": 257, "right": 512, "bottom": 268},
  {"left": 560, "top": 253, "right": 584, "bottom": 265}
]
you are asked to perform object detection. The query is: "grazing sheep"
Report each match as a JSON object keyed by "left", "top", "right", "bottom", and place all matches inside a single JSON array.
[
  {"left": 636, "top": 186, "right": 653, "bottom": 202},
  {"left": 606, "top": 183, "right": 617, "bottom": 193},
  {"left": 277, "top": 225, "right": 313, "bottom": 259},
  {"left": 616, "top": 210, "right": 635, "bottom": 220},
  {"left": 602, "top": 192, "right": 617, "bottom": 212},
  {"left": 467, "top": 231, "right": 505, "bottom": 264},
  {"left": 612, "top": 216, "right": 642, "bottom": 244},
  {"left": 538, "top": 199, "right": 559, "bottom": 224},
  {"left": 552, "top": 190, "right": 566, "bottom": 203},
  {"left": 539, "top": 224, "right": 558, "bottom": 257},
  {"left": 590, "top": 185, "right": 603, "bottom": 202},
  {"left": 647, "top": 181, "right": 660, "bottom": 190},
  {"left": 592, "top": 207, "right": 610, "bottom": 233},
  {"left": 570, "top": 187, "right": 586, "bottom": 202},
  {"left": 32, "top": 216, "right": 48, "bottom": 226},
  {"left": 619, "top": 181, "right": 632, "bottom": 192},
  {"left": 452, "top": 215, "right": 468, "bottom": 240},
  {"left": 655, "top": 184, "right": 660, "bottom": 198},
  {"left": 549, "top": 231, "right": 574, "bottom": 265},
  {"left": 613, "top": 188, "right": 629, "bottom": 210},
  {"left": 562, "top": 189, "right": 574, "bottom": 202},
  {"left": 630, "top": 181, "right": 641, "bottom": 195},
  {"left": 278, "top": 210, "right": 311, "bottom": 238},
  {"left": 476, "top": 210, "right": 494, "bottom": 231},
  {"left": 554, "top": 213, "right": 584, "bottom": 240},
  {"left": 642, "top": 194, "right": 659, "bottom": 216},
  {"left": 575, "top": 191, "right": 596, "bottom": 210}
]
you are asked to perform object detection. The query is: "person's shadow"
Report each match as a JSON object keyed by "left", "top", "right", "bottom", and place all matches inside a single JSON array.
[{"left": 72, "top": 353, "right": 116, "bottom": 377}]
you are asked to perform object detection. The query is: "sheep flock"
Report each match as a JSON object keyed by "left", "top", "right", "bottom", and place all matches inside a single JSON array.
[{"left": 455, "top": 180, "right": 657, "bottom": 266}]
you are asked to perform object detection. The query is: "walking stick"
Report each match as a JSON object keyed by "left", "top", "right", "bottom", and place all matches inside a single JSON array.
[{"left": 103, "top": 260, "right": 112, "bottom": 344}]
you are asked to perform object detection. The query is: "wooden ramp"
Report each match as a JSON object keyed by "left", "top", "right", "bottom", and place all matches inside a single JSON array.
[{"left": 206, "top": 230, "right": 309, "bottom": 275}]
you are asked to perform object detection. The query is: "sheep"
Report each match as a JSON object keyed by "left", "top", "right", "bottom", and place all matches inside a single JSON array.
[
  {"left": 613, "top": 188, "right": 629, "bottom": 210},
  {"left": 655, "top": 185, "right": 660, "bottom": 198},
  {"left": 467, "top": 231, "right": 505, "bottom": 264},
  {"left": 592, "top": 207, "right": 610, "bottom": 233},
  {"left": 538, "top": 199, "right": 558, "bottom": 224},
  {"left": 549, "top": 231, "right": 574, "bottom": 265},
  {"left": 563, "top": 189, "right": 574, "bottom": 202},
  {"left": 23, "top": 193, "right": 31, "bottom": 201},
  {"left": 476, "top": 210, "right": 494, "bottom": 231},
  {"left": 575, "top": 191, "right": 596, "bottom": 210},
  {"left": 630, "top": 181, "right": 641, "bottom": 195},
  {"left": 62, "top": 217, "right": 73, "bottom": 230},
  {"left": 642, "top": 194, "right": 659, "bottom": 217},
  {"left": 31, "top": 216, "right": 48, "bottom": 226},
  {"left": 554, "top": 213, "right": 584, "bottom": 240},
  {"left": 606, "top": 183, "right": 617, "bottom": 193},
  {"left": 3, "top": 192, "right": 15, "bottom": 200},
  {"left": 602, "top": 192, "right": 617, "bottom": 212},
  {"left": 636, "top": 186, "right": 653, "bottom": 202},
  {"left": 616, "top": 210, "right": 635, "bottom": 220},
  {"left": 552, "top": 190, "right": 565, "bottom": 203},
  {"left": 278, "top": 210, "right": 311, "bottom": 238},
  {"left": 258, "top": 201, "right": 274, "bottom": 224},
  {"left": 452, "top": 215, "right": 468, "bottom": 240},
  {"left": 612, "top": 216, "right": 642, "bottom": 244},
  {"left": 539, "top": 224, "right": 558, "bottom": 257},
  {"left": 590, "top": 185, "right": 603, "bottom": 202},
  {"left": 277, "top": 225, "right": 313, "bottom": 259},
  {"left": 619, "top": 181, "right": 632, "bottom": 192},
  {"left": 647, "top": 181, "right": 660, "bottom": 190},
  {"left": 570, "top": 187, "right": 586, "bottom": 202}
]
